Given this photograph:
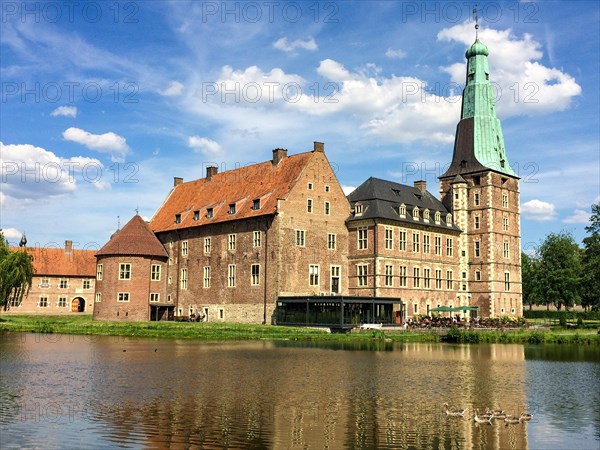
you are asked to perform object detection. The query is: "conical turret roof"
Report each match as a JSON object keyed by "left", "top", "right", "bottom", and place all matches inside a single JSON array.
[{"left": 97, "top": 215, "right": 167, "bottom": 258}]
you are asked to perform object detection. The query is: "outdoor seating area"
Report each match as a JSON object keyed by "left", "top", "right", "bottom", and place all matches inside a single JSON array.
[{"left": 407, "top": 313, "right": 527, "bottom": 329}]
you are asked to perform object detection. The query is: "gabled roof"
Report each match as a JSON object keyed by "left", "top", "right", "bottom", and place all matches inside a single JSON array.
[
  {"left": 347, "top": 177, "right": 461, "bottom": 231},
  {"left": 11, "top": 247, "right": 96, "bottom": 277},
  {"left": 97, "top": 215, "right": 167, "bottom": 258},
  {"left": 150, "top": 152, "right": 313, "bottom": 233}
]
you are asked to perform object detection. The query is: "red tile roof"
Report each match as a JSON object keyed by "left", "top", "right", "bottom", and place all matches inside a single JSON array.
[
  {"left": 11, "top": 247, "right": 96, "bottom": 277},
  {"left": 97, "top": 215, "right": 168, "bottom": 257},
  {"left": 150, "top": 152, "right": 313, "bottom": 233}
]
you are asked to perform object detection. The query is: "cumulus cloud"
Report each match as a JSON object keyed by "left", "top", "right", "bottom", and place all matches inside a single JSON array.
[
  {"left": 2, "top": 227, "right": 22, "bottom": 240},
  {"left": 50, "top": 106, "right": 77, "bottom": 118},
  {"left": 522, "top": 199, "right": 557, "bottom": 221},
  {"left": 385, "top": 48, "right": 407, "bottom": 59},
  {"left": 563, "top": 209, "right": 591, "bottom": 224},
  {"left": 62, "top": 127, "right": 129, "bottom": 162},
  {"left": 159, "top": 81, "right": 184, "bottom": 96},
  {"left": 273, "top": 37, "right": 318, "bottom": 53},
  {"left": 342, "top": 185, "right": 357, "bottom": 195},
  {"left": 0, "top": 141, "right": 104, "bottom": 203},
  {"left": 437, "top": 22, "right": 581, "bottom": 117},
  {"left": 188, "top": 136, "right": 222, "bottom": 156}
]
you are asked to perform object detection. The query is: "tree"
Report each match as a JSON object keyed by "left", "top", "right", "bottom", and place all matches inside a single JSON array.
[
  {"left": 536, "top": 231, "right": 581, "bottom": 310},
  {"left": 581, "top": 203, "right": 600, "bottom": 310},
  {"left": 521, "top": 251, "right": 543, "bottom": 309},
  {"left": 0, "top": 232, "right": 35, "bottom": 310}
]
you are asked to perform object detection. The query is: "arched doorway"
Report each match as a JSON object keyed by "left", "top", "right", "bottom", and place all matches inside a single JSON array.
[{"left": 71, "top": 297, "right": 85, "bottom": 312}]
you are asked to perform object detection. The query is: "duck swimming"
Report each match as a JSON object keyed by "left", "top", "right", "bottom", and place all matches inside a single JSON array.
[{"left": 443, "top": 403, "right": 467, "bottom": 417}]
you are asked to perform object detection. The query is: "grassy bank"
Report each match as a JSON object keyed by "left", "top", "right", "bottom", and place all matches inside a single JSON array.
[{"left": 0, "top": 315, "right": 598, "bottom": 344}]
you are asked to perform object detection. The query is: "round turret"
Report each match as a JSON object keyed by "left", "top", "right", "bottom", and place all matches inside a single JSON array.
[{"left": 465, "top": 39, "right": 489, "bottom": 58}]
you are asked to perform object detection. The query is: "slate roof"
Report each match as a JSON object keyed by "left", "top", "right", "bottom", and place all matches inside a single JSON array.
[
  {"left": 150, "top": 152, "right": 313, "bottom": 233},
  {"left": 97, "top": 215, "right": 167, "bottom": 258},
  {"left": 346, "top": 177, "right": 461, "bottom": 231},
  {"left": 11, "top": 247, "right": 96, "bottom": 277}
]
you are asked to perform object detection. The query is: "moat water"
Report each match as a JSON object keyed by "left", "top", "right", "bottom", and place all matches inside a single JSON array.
[{"left": 0, "top": 332, "right": 598, "bottom": 449}]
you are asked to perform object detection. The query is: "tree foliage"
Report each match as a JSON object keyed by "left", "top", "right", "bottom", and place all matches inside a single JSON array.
[
  {"left": 521, "top": 251, "right": 543, "bottom": 309},
  {"left": 581, "top": 203, "right": 600, "bottom": 310},
  {"left": 0, "top": 232, "right": 35, "bottom": 310}
]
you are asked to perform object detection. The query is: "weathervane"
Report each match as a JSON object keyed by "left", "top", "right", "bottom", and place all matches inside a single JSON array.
[
  {"left": 473, "top": 5, "right": 479, "bottom": 39},
  {"left": 135, "top": 206, "right": 139, "bottom": 215}
]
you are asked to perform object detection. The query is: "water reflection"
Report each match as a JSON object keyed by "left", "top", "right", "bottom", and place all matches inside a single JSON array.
[{"left": 0, "top": 332, "right": 598, "bottom": 449}]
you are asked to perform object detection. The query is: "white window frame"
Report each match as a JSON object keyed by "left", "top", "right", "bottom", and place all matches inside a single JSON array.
[
  {"left": 413, "top": 267, "right": 420, "bottom": 288},
  {"left": 95, "top": 293, "right": 102, "bottom": 303},
  {"left": 204, "top": 237, "right": 211, "bottom": 254},
  {"left": 151, "top": 264, "right": 161, "bottom": 281},
  {"left": 384, "top": 264, "right": 393, "bottom": 287},
  {"left": 228, "top": 265, "right": 236, "bottom": 287},
  {"left": 309, "top": 264, "right": 320, "bottom": 287},
  {"left": 119, "top": 263, "right": 132, "bottom": 280},
  {"left": 203, "top": 266, "right": 211, "bottom": 288},
  {"left": 358, "top": 227, "right": 368, "bottom": 250},
  {"left": 253, "top": 231, "right": 261, "bottom": 247},
  {"left": 307, "top": 198, "right": 313, "bottom": 213},
  {"left": 399, "top": 266, "right": 408, "bottom": 287},
  {"left": 324, "top": 201, "right": 330, "bottom": 215},
  {"left": 117, "top": 292, "right": 130, "bottom": 302},
  {"left": 412, "top": 232, "right": 420, "bottom": 253},
  {"left": 228, "top": 234, "right": 236, "bottom": 251},
  {"left": 295, "top": 230, "right": 306, "bottom": 247},
  {"left": 399, "top": 230, "right": 407, "bottom": 251},
  {"left": 251, "top": 264, "right": 260, "bottom": 286},
  {"left": 181, "top": 240, "right": 188, "bottom": 257},
  {"left": 423, "top": 234, "right": 430, "bottom": 254},
  {"left": 180, "top": 268, "right": 188, "bottom": 290},
  {"left": 327, "top": 233, "right": 336, "bottom": 250},
  {"left": 384, "top": 227, "right": 393, "bottom": 250},
  {"left": 357, "top": 264, "right": 368, "bottom": 287},
  {"left": 150, "top": 293, "right": 160, "bottom": 303}
]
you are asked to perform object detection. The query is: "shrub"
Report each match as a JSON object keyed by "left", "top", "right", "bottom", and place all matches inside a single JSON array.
[{"left": 559, "top": 316, "right": 567, "bottom": 327}]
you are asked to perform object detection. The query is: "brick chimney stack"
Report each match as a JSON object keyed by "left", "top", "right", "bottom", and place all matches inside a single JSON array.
[
  {"left": 414, "top": 180, "right": 427, "bottom": 193},
  {"left": 313, "top": 141, "right": 324, "bottom": 152},
  {"left": 206, "top": 166, "right": 218, "bottom": 180},
  {"left": 272, "top": 148, "right": 287, "bottom": 165},
  {"left": 173, "top": 177, "right": 183, "bottom": 187}
]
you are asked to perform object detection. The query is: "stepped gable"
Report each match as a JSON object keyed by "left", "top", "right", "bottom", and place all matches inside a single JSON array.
[
  {"left": 97, "top": 215, "right": 167, "bottom": 257},
  {"left": 347, "top": 177, "right": 460, "bottom": 231},
  {"left": 150, "top": 151, "right": 313, "bottom": 233},
  {"left": 11, "top": 246, "right": 96, "bottom": 277}
]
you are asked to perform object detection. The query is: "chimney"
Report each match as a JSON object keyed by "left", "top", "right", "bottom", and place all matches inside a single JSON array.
[
  {"left": 173, "top": 177, "right": 183, "bottom": 187},
  {"left": 272, "top": 148, "right": 287, "bottom": 166},
  {"left": 206, "top": 166, "right": 218, "bottom": 180},
  {"left": 65, "top": 240, "right": 73, "bottom": 254},
  {"left": 313, "top": 141, "right": 324, "bottom": 153},
  {"left": 414, "top": 180, "right": 427, "bottom": 193}
]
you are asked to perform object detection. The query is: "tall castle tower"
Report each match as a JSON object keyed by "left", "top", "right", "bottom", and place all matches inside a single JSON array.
[{"left": 439, "top": 36, "right": 522, "bottom": 318}]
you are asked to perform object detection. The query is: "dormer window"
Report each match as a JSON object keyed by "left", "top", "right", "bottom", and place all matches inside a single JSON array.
[
  {"left": 229, "top": 203, "right": 236, "bottom": 215},
  {"left": 175, "top": 214, "right": 181, "bottom": 224},
  {"left": 399, "top": 204, "right": 406, "bottom": 217},
  {"left": 446, "top": 214, "right": 453, "bottom": 226},
  {"left": 412, "top": 207, "right": 419, "bottom": 221},
  {"left": 355, "top": 204, "right": 363, "bottom": 215},
  {"left": 423, "top": 209, "right": 430, "bottom": 221},
  {"left": 252, "top": 199, "right": 260, "bottom": 210},
  {"left": 206, "top": 208, "right": 213, "bottom": 219},
  {"left": 434, "top": 211, "right": 441, "bottom": 223},
  {"left": 193, "top": 210, "right": 200, "bottom": 221}
]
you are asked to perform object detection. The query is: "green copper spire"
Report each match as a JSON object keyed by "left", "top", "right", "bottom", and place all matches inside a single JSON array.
[{"left": 441, "top": 38, "right": 517, "bottom": 178}]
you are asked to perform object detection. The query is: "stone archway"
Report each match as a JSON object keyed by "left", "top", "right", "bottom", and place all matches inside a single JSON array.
[{"left": 71, "top": 297, "right": 85, "bottom": 312}]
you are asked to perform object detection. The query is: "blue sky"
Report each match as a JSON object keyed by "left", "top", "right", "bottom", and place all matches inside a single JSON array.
[{"left": 1, "top": 0, "right": 598, "bottom": 254}]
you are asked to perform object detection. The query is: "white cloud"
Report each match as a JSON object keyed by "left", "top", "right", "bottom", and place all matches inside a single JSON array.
[
  {"left": 2, "top": 227, "right": 22, "bottom": 240},
  {"left": 385, "top": 48, "right": 407, "bottom": 59},
  {"left": 563, "top": 209, "right": 590, "bottom": 224},
  {"left": 50, "top": 106, "right": 77, "bottom": 118},
  {"left": 159, "top": 81, "right": 184, "bottom": 97},
  {"left": 62, "top": 127, "right": 129, "bottom": 162},
  {"left": 522, "top": 199, "right": 557, "bottom": 221},
  {"left": 437, "top": 22, "right": 581, "bottom": 117},
  {"left": 188, "top": 136, "right": 222, "bottom": 156},
  {"left": 273, "top": 37, "right": 318, "bottom": 53},
  {"left": 342, "top": 185, "right": 356, "bottom": 195}
]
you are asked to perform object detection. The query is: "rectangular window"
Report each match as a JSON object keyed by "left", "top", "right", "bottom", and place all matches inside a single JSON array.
[
  {"left": 296, "top": 230, "right": 305, "bottom": 246},
  {"left": 203, "top": 267, "right": 211, "bottom": 288},
  {"left": 503, "top": 217, "right": 509, "bottom": 231},
  {"left": 181, "top": 241, "right": 188, "bottom": 257},
  {"left": 423, "top": 234, "right": 430, "bottom": 254},
  {"left": 325, "top": 185, "right": 330, "bottom": 192},
  {"left": 384, "top": 264, "right": 393, "bottom": 287},
  {"left": 206, "top": 208, "right": 213, "bottom": 218},
  {"left": 252, "top": 199, "right": 261, "bottom": 210},
  {"left": 327, "top": 233, "right": 336, "bottom": 250},
  {"left": 358, "top": 227, "right": 368, "bottom": 250},
  {"left": 150, "top": 293, "right": 160, "bottom": 303},
  {"left": 446, "top": 270, "right": 454, "bottom": 290},
  {"left": 357, "top": 265, "right": 368, "bottom": 287},
  {"left": 95, "top": 293, "right": 102, "bottom": 303},
  {"left": 446, "top": 238, "right": 453, "bottom": 257},
  {"left": 309, "top": 265, "right": 320, "bottom": 286},
  {"left": 119, "top": 263, "right": 131, "bottom": 280},
  {"left": 475, "top": 270, "right": 481, "bottom": 281},
  {"left": 307, "top": 199, "right": 313, "bottom": 213},
  {"left": 475, "top": 241, "right": 481, "bottom": 257},
  {"left": 413, "top": 267, "right": 420, "bottom": 288},
  {"left": 399, "top": 230, "right": 407, "bottom": 251},
  {"left": 414, "top": 303, "right": 418, "bottom": 315},
  {"left": 435, "top": 269, "right": 442, "bottom": 289},
  {"left": 324, "top": 201, "right": 330, "bottom": 215},
  {"left": 117, "top": 293, "right": 130, "bottom": 302},
  {"left": 228, "top": 234, "right": 236, "bottom": 251},
  {"left": 253, "top": 231, "right": 261, "bottom": 247},
  {"left": 474, "top": 216, "right": 480, "bottom": 229},
  {"left": 39, "top": 297, "right": 48, "bottom": 308},
  {"left": 59, "top": 279, "right": 68, "bottom": 289},
  {"left": 39, "top": 277, "right": 50, "bottom": 288},
  {"left": 151, "top": 264, "right": 161, "bottom": 281},
  {"left": 194, "top": 210, "right": 200, "bottom": 221},
  {"left": 412, "top": 233, "right": 420, "bottom": 253},
  {"left": 58, "top": 297, "right": 67, "bottom": 308},
  {"left": 474, "top": 192, "right": 480, "bottom": 206},
  {"left": 502, "top": 192, "right": 509, "bottom": 208},
  {"left": 423, "top": 268, "right": 431, "bottom": 288},
  {"left": 434, "top": 236, "right": 442, "bottom": 255},
  {"left": 204, "top": 237, "right": 211, "bottom": 253},
  {"left": 82, "top": 279, "right": 91, "bottom": 289},
  {"left": 175, "top": 214, "right": 181, "bottom": 224},
  {"left": 307, "top": 182, "right": 313, "bottom": 190},
  {"left": 385, "top": 227, "right": 393, "bottom": 250},
  {"left": 180, "top": 268, "right": 188, "bottom": 290},
  {"left": 251, "top": 264, "right": 260, "bottom": 286},
  {"left": 504, "top": 272, "right": 511, "bottom": 290},
  {"left": 229, "top": 203, "right": 236, "bottom": 214},
  {"left": 503, "top": 242, "right": 510, "bottom": 258},
  {"left": 228, "top": 265, "right": 236, "bottom": 287},
  {"left": 399, "top": 266, "right": 408, "bottom": 287},
  {"left": 330, "top": 265, "right": 341, "bottom": 293},
  {"left": 219, "top": 308, "right": 224, "bottom": 319}
]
